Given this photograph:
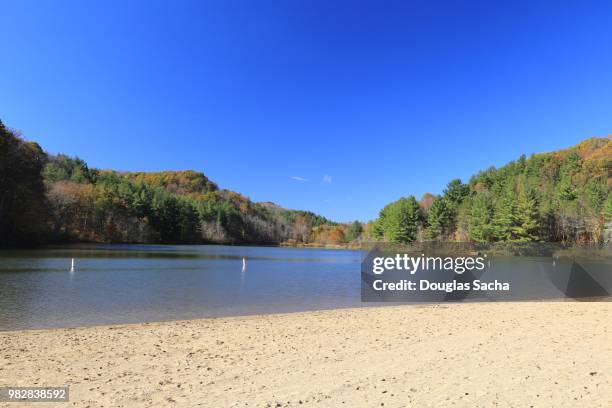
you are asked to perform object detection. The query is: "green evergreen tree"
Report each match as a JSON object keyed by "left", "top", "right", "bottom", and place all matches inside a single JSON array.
[
  {"left": 376, "top": 196, "right": 421, "bottom": 243},
  {"left": 557, "top": 176, "right": 577, "bottom": 201},
  {"left": 425, "top": 197, "right": 452, "bottom": 239},
  {"left": 372, "top": 218, "right": 385, "bottom": 239},
  {"left": 583, "top": 180, "right": 606, "bottom": 213},
  {"left": 443, "top": 179, "right": 470, "bottom": 209},
  {"left": 556, "top": 151, "right": 580, "bottom": 201},
  {"left": 491, "top": 193, "right": 519, "bottom": 241},
  {"left": 468, "top": 193, "right": 493, "bottom": 243},
  {"left": 515, "top": 189, "right": 540, "bottom": 241}
]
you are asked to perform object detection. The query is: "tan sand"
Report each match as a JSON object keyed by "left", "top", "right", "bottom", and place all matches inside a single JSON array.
[{"left": 1, "top": 302, "right": 610, "bottom": 407}]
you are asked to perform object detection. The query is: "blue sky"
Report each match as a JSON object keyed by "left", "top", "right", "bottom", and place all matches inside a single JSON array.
[{"left": 1, "top": 1, "right": 611, "bottom": 222}]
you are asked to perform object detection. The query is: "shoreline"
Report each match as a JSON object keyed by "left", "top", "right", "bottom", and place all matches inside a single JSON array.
[
  {"left": 3, "top": 298, "right": 605, "bottom": 333},
  {"left": 5, "top": 241, "right": 609, "bottom": 254},
  {"left": 2, "top": 302, "right": 610, "bottom": 407},
  {"left": 1, "top": 241, "right": 361, "bottom": 251},
  {"left": 0, "top": 303, "right": 385, "bottom": 333}
]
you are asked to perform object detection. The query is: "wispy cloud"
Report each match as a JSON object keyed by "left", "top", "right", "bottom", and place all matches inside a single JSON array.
[
  {"left": 290, "top": 176, "right": 309, "bottom": 182},
  {"left": 322, "top": 175, "right": 332, "bottom": 184}
]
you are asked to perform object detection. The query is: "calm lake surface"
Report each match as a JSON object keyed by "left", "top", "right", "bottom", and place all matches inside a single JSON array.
[
  {"left": 2, "top": 244, "right": 610, "bottom": 330},
  {"left": 0, "top": 245, "right": 362, "bottom": 330}
]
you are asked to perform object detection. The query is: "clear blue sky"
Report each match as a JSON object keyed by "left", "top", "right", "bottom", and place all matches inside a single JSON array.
[{"left": 2, "top": 1, "right": 611, "bottom": 222}]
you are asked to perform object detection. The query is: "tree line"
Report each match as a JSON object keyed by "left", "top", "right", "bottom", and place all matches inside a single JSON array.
[
  {"left": 372, "top": 137, "right": 611, "bottom": 244},
  {"left": 0, "top": 120, "right": 346, "bottom": 247},
  {"left": 1, "top": 120, "right": 610, "bottom": 247}
]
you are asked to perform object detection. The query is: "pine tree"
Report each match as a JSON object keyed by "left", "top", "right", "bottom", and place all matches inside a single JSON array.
[
  {"left": 583, "top": 180, "right": 606, "bottom": 213},
  {"left": 491, "top": 194, "right": 518, "bottom": 241},
  {"left": 443, "top": 179, "right": 470, "bottom": 209},
  {"left": 372, "top": 218, "right": 385, "bottom": 239},
  {"left": 515, "top": 189, "right": 540, "bottom": 241},
  {"left": 557, "top": 176, "right": 576, "bottom": 201},
  {"left": 468, "top": 193, "right": 493, "bottom": 243},
  {"left": 426, "top": 197, "right": 452, "bottom": 240},
  {"left": 556, "top": 151, "right": 580, "bottom": 201},
  {"left": 376, "top": 196, "right": 421, "bottom": 243}
]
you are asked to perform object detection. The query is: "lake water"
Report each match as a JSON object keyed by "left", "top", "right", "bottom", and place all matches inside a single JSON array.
[
  {"left": 0, "top": 245, "right": 362, "bottom": 330},
  {"left": 2, "top": 244, "right": 610, "bottom": 330}
]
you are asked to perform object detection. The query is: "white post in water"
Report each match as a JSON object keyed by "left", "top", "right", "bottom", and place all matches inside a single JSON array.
[
  {"left": 70, "top": 258, "right": 75, "bottom": 272},
  {"left": 240, "top": 257, "right": 247, "bottom": 290}
]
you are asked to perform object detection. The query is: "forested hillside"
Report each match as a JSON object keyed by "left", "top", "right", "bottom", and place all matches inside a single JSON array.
[
  {"left": 1, "top": 120, "right": 610, "bottom": 247},
  {"left": 0, "top": 121, "right": 341, "bottom": 246},
  {"left": 373, "top": 137, "right": 612, "bottom": 244}
]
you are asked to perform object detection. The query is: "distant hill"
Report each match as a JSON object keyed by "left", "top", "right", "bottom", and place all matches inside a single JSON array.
[{"left": 0, "top": 120, "right": 341, "bottom": 246}]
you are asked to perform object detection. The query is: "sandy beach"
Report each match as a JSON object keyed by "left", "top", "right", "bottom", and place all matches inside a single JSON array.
[{"left": 1, "top": 302, "right": 610, "bottom": 407}]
